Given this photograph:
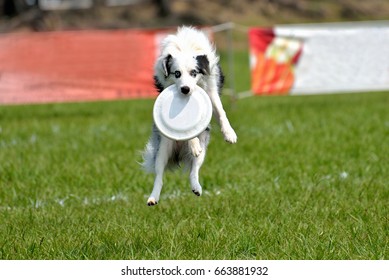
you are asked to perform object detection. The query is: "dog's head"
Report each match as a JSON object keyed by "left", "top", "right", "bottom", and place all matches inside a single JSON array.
[{"left": 161, "top": 53, "right": 210, "bottom": 95}]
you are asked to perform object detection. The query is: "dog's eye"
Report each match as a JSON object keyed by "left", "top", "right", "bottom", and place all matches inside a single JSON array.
[
  {"left": 174, "top": 71, "right": 181, "bottom": 78},
  {"left": 190, "top": 70, "right": 198, "bottom": 77}
]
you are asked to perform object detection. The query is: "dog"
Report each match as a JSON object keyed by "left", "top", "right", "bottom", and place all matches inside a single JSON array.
[{"left": 142, "top": 26, "right": 237, "bottom": 206}]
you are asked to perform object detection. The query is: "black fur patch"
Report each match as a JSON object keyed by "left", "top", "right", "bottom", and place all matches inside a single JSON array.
[
  {"left": 154, "top": 76, "right": 164, "bottom": 93},
  {"left": 163, "top": 54, "right": 172, "bottom": 77},
  {"left": 217, "top": 64, "right": 225, "bottom": 96},
  {"left": 196, "top": 55, "right": 210, "bottom": 75}
]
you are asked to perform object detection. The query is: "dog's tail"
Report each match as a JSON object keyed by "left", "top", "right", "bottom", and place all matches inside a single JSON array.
[
  {"left": 140, "top": 125, "right": 160, "bottom": 173},
  {"left": 141, "top": 141, "right": 156, "bottom": 173}
]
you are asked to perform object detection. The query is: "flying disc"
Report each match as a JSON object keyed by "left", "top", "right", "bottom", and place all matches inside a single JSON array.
[{"left": 153, "top": 85, "right": 212, "bottom": 141}]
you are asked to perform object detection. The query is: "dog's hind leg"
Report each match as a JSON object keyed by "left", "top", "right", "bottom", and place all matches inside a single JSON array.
[
  {"left": 189, "top": 148, "right": 206, "bottom": 196},
  {"left": 147, "top": 137, "right": 173, "bottom": 206},
  {"left": 188, "top": 137, "right": 202, "bottom": 157}
]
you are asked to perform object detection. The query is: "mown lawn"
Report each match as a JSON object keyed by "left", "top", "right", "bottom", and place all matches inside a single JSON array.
[{"left": 0, "top": 90, "right": 388, "bottom": 259}]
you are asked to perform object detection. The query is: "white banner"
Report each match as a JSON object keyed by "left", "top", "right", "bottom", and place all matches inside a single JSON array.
[
  {"left": 0, "top": 260, "right": 388, "bottom": 280},
  {"left": 275, "top": 21, "right": 389, "bottom": 94}
]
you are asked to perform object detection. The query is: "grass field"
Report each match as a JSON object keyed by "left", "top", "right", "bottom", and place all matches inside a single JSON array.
[{"left": 0, "top": 88, "right": 388, "bottom": 260}]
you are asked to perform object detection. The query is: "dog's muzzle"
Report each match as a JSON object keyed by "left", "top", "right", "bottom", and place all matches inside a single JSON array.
[{"left": 181, "top": 86, "right": 190, "bottom": 95}]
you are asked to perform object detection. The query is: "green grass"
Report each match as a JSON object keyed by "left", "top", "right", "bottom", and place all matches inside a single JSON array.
[{"left": 0, "top": 90, "right": 388, "bottom": 260}]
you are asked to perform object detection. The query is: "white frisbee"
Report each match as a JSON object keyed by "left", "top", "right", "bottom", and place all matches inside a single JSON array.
[{"left": 153, "top": 85, "right": 212, "bottom": 141}]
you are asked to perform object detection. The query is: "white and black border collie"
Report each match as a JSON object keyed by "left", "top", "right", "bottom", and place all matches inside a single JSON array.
[{"left": 142, "top": 26, "right": 237, "bottom": 206}]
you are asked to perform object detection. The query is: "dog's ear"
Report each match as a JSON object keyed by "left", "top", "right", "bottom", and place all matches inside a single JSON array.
[
  {"left": 162, "top": 54, "right": 172, "bottom": 78},
  {"left": 196, "top": 55, "right": 210, "bottom": 75}
]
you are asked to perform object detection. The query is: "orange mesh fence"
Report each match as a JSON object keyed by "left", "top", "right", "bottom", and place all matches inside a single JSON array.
[{"left": 0, "top": 29, "right": 164, "bottom": 105}]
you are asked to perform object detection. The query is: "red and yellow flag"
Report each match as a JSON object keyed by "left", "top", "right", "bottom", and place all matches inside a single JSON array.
[{"left": 249, "top": 28, "right": 302, "bottom": 95}]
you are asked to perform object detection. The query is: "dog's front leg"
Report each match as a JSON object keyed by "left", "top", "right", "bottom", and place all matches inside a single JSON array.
[
  {"left": 147, "top": 137, "right": 173, "bottom": 206},
  {"left": 208, "top": 84, "right": 237, "bottom": 144}
]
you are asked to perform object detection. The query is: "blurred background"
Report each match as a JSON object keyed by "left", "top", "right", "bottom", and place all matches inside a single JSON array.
[
  {"left": 1, "top": 1, "right": 389, "bottom": 103},
  {"left": 1, "top": 0, "right": 388, "bottom": 33}
]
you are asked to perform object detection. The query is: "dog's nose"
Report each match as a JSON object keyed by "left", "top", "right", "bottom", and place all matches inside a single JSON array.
[{"left": 181, "top": 86, "right": 190, "bottom": 95}]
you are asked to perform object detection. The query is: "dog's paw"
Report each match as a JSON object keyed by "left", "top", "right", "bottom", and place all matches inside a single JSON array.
[
  {"left": 191, "top": 184, "right": 202, "bottom": 196},
  {"left": 147, "top": 197, "right": 158, "bottom": 206},
  {"left": 189, "top": 138, "right": 203, "bottom": 157},
  {"left": 222, "top": 126, "right": 237, "bottom": 144},
  {"left": 191, "top": 144, "right": 203, "bottom": 157}
]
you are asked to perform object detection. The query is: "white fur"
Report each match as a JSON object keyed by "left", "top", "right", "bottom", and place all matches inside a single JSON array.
[{"left": 143, "top": 26, "right": 237, "bottom": 206}]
